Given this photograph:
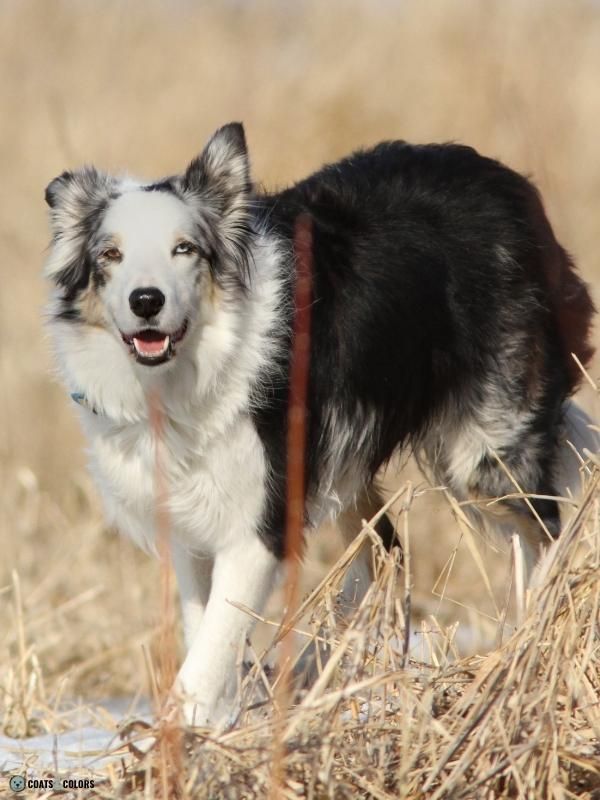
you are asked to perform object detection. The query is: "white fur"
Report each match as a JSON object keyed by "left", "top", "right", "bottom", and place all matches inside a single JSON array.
[
  {"left": 310, "top": 404, "right": 376, "bottom": 525},
  {"left": 101, "top": 191, "right": 206, "bottom": 340},
  {"left": 175, "top": 535, "right": 278, "bottom": 726}
]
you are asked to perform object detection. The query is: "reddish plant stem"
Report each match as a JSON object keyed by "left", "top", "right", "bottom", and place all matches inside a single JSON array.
[
  {"left": 148, "top": 391, "right": 183, "bottom": 798},
  {"left": 270, "top": 214, "right": 313, "bottom": 797}
]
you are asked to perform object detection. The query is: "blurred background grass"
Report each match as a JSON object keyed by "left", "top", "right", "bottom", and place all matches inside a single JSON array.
[{"left": 1, "top": 0, "right": 600, "bottom": 704}]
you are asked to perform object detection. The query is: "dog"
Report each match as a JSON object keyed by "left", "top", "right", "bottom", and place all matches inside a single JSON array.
[{"left": 44, "top": 122, "right": 596, "bottom": 727}]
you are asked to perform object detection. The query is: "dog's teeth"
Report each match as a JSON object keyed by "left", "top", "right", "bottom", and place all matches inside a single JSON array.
[{"left": 133, "top": 335, "right": 170, "bottom": 358}]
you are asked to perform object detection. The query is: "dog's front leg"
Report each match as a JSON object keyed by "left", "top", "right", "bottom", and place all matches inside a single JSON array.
[
  {"left": 171, "top": 540, "right": 213, "bottom": 648},
  {"left": 175, "top": 535, "right": 279, "bottom": 728}
]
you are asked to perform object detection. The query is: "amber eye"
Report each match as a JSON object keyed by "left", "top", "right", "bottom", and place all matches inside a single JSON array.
[
  {"left": 173, "top": 241, "right": 196, "bottom": 256},
  {"left": 100, "top": 246, "right": 122, "bottom": 262}
]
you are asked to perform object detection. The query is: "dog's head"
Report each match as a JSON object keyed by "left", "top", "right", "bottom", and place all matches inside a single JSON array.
[{"left": 44, "top": 123, "right": 252, "bottom": 378}]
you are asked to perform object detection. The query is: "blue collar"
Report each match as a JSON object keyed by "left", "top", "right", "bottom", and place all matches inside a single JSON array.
[{"left": 70, "top": 392, "right": 99, "bottom": 415}]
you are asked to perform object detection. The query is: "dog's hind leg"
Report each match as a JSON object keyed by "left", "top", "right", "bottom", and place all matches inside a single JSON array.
[
  {"left": 430, "top": 400, "right": 565, "bottom": 579},
  {"left": 338, "top": 486, "right": 397, "bottom": 614},
  {"left": 294, "top": 486, "right": 396, "bottom": 687},
  {"left": 467, "top": 465, "right": 561, "bottom": 579}
]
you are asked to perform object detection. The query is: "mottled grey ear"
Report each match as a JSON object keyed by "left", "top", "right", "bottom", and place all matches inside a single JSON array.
[
  {"left": 182, "top": 122, "right": 251, "bottom": 209},
  {"left": 44, "top": 166, "right": 115, "bottom": 290},
  {"left": 45, "top": 170, "right": 75, "bottom": 208},
  {"left": 44, "top": 166, "right": 114, "bottom": 238},
  {"left": 181, "top": 123, "right": 253, "bottom": 282}
]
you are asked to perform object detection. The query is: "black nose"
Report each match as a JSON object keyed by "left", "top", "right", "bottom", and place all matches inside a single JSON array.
[{"left": 129, "top": 287, "right": 165, "bottom": 319}]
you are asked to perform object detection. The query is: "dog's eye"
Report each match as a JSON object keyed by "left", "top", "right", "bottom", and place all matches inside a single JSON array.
[
  {"left": 173, "top": 241, "right": 196, "bottom": 256},
  {"left": 100, "top": 247, "right": 122, "bottom": 262}
]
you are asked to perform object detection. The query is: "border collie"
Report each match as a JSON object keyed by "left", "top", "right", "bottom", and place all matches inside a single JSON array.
[{"left": 44, "top": 122, "right": 596, "bottom": 727}]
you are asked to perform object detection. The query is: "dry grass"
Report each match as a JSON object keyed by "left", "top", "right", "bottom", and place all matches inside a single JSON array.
[
  {"left": 139, "top": 477, "right": 599, "bottom": 799},
  {"left": 1, "top": 1, "right": 600, "bottom": 797}
]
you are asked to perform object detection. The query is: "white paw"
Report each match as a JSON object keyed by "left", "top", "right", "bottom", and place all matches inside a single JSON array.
[
  {"left": 181, "top": 698, "right": 214, "bottom": 728},
  {"left": 171, "top": 685, "right": 235, "bottom": 730}
]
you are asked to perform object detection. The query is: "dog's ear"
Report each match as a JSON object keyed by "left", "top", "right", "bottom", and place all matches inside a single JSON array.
[
  {"left": 45, "top": 170, "right": 75, "bottom": 209},
  {"left": 182, "top": 123, "right": 253, "bottom": 282},
  {"left": 45, "top": 166, "right": 114, "bottom": 236},
  {"left": 44, "top": 167, "right": 114, "bottom": 294},
  {"left": 182, "top": 122, "right": 251, "bottom": 211}
]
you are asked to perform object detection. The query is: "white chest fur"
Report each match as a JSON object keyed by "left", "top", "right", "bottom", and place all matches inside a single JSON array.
[{"left": 82, "top": 408, "right": 268, "bottom": 556}]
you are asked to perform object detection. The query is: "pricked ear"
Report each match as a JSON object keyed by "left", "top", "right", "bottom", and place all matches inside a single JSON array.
[
  {"left": 182, "top": 122, "right": 251, "bottom": 210},
  {"left": 181, "top": 123, "right": 253, "bottom": 284}
]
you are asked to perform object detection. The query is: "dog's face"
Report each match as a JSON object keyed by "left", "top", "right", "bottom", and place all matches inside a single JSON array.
[{"left": 44, "top": 123, "right": 252, "bottom": 371}]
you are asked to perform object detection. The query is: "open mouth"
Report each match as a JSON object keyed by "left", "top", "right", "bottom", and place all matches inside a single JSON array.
[{"left": 121, "top": 320, "right": 188, "bottom": 366}]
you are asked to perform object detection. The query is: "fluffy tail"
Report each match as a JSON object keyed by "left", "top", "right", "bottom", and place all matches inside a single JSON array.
[
  {"left": 554, "top": 399, "right": 600, "bottom": 500},
  {"left": 528, "top": 400, "right": 599, "bottom": 589}
]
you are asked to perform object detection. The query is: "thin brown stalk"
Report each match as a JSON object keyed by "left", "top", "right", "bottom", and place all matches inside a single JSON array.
[
  {"left": 270, "top": 214, "right": 313, "bottom": 798},
  {"left": 148, "top": 391, "right": 184, "bottom": 799}
]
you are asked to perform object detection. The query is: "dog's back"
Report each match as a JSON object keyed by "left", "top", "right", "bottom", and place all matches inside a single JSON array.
[{"left": 257, "top": 140, "right": 595, "bottom": 566}]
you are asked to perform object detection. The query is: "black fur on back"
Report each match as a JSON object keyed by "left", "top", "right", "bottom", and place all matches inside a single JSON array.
[{"left": 250, "top": 140, "right": 595, "bottom": 558}]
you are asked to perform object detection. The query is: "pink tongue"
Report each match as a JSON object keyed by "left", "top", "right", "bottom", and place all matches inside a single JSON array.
[{"left": 134, "top": 336, "right": 168, "bottom": 356}]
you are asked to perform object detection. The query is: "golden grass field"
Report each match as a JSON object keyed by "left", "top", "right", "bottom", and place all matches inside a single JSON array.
[{"left": 1, "top": 1, "right": 599, "bottom": 797}]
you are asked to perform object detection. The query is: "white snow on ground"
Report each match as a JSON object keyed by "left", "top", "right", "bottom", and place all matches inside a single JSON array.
[{"left": 0, "top": 697, "right": 151, "bottom": 774}]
